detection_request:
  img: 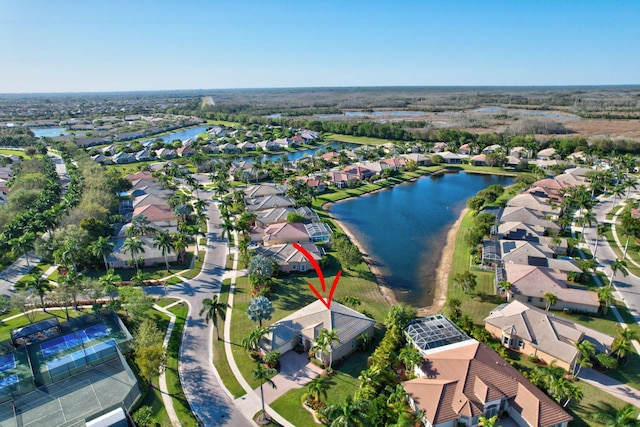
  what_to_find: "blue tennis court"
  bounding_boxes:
[46,339,117,373]
[40,323,111,358]
[0,354,15,373]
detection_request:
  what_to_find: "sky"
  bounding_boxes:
[1,0,639,93]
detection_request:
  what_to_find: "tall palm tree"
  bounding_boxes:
[303,376,329,404]
[252,363,277,423]
[242,326,269,352]
[592,404,639,427]
[543,292,557,311]
[172,232,188,263]
[593,223,607,258]
[316,328,341,369]
[398,345,422,374]
[89,236,114,271]
[610,258,629,285]
[10,232,36,267]
[99,269,122,302]
[579,209,596,238]
[574,339,595,377]
[16,274,53,312]
[598,284,615,315]
[220,220,235,254]
[153,230,174,271]
[200,295,227,340]
[123,237,144,271]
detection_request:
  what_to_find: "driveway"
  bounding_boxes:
[578,368,640,408]
[258,350,323,405]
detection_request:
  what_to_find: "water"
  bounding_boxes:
[328,171,513,307]
[152,125,211,143]
[238,142,358,163]
[31,127,69,138]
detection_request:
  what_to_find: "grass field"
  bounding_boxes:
[323,133,397,145]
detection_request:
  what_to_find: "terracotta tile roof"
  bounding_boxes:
[125,171,153,181]
[404,341,572,427]
[132,204,176,222]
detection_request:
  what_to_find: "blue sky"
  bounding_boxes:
[1,0,639,93]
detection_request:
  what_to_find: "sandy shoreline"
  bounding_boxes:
[323,194,467,315]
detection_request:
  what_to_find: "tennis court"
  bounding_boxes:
[40,323,111,358]
[0,354,15,373]
[45,339,116,374]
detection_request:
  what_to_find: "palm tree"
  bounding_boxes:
[199,295,227,340]
[594,223,607,258]
[592,404,639,427]
[322,395,370,427]
[219,220,234,254]
[315,328,341,369]
[612,327,638,361]
[10,232,36,267]
[610,258,629,285]
[574,339,595,377]
[398,345,422,375]
[59,268,83,310]
[252,363,277,423]
[579,209,596,238]
[123,237,144,271]
[16,274,53,312]
[89,236,114,271]
[303,376,329,405]
[242,326,269,352]
[598,284,615,315]
[153,230,174,271]
[99,269,121,302]
[543,292,557,311]
[128,214,156,237]
[172,232,188,262]
[611,184,626,207]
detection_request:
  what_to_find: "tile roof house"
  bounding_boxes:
[536,148,557,161]
[495,222,566,255]
[246,195,296,212]
[243,184,288,199]
[255,207,298,226]
[132,204,178,229]
[440,151,462,164]
[458,143,471,156]
[433,142,448,153]
[254,242,324,273]
[403,339,572,427]
[485,300,614,373]
[260,222,311,246]
[107,236,178,269]
[261,300,375,365]
[510,146,529,159]
[401,153,431,166]
[498,240,581,274]
[502,264,600,313]
[470,154,487,166]
[506,194,561,218]
[498,207,561,234]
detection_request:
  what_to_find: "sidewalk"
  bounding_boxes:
[154,302,182,427]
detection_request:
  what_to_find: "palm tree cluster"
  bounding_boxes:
[526,361,583,408]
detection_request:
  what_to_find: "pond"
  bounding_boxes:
[328,171,514,307]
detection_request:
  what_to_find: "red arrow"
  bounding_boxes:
[293,242,342,310]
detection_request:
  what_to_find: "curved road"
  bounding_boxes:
[147,186,253,426]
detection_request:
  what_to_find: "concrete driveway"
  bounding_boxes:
[257,350,323,405]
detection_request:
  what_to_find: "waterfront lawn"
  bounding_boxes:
[230,254,389,390]
[323,133,397,145]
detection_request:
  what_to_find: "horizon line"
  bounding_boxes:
[2,83,640,96]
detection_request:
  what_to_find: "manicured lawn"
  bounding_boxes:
[606,221,640,276]
[323,133,397,145]
[166,302,199,426]
[212,280,246,398]
[155,297,179,307]
[0,149,32,159]
[0,309,90,341]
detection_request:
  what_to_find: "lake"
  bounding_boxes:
[328,171,513,307]
[31,127,70,138]
[239,141,358,163]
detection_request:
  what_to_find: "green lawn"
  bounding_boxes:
[212,280,246,398]
[0,309,90,341]
[165,302,199,426]
[0,149,32,159]
[323,133,397,146]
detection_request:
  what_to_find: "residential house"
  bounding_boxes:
[498,240,581,274]
[510,146,529,159]
[176,146,196,157]
[501,263,600,313]
[470,154,487,166]
[246,195,295,212]
[495,221,566,254]
[255,207,298,226]
[458,143,471,156]
[126,171,154,181]
[155,147,177,159]
[237,141,256,152]
[498,206,561,234]
[440,152,462,164]
[322,152,340,165]
[91,154,112,165]
[244,184,288,199]
[112,152,136,164]
[327,171,357,188]
[135,149,153,162]
[524,186,564,204]
[255,242,324,273]
[381,157,407,171]
[132,204,178,230]
[107,236,178,269]
[433,142,448,153]
[485,300,614,373]
[556,167,592,187]
[260,222,311,246]
[506,193,561,219]
[300,129,320,141]
[261,300,375,365]
[218,143,238,154]
[342,165,375,181]
[401,153,431,166]
[536,148,557,161]
[481,144,503,154]
[273,138,294,149]
[403,338,572,427]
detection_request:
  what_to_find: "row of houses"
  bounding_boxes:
[0,155,21,206]
[482,167,601,314]
[107,171,179,268]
